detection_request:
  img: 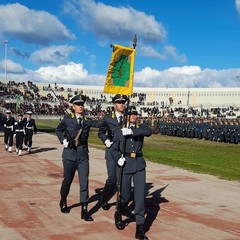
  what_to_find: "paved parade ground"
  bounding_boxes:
[1,132,240,240]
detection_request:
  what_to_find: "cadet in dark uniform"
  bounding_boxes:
[23,111,37,152]
[3,110,15,152]
[112,106,151,240]
[98,94,128,210]
[55,94,93,222]
[14,113,25,156]
[0,112,4,131]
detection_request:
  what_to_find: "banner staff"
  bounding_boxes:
[113,34,137,230]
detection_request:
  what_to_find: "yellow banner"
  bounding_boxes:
[104,44,135,96]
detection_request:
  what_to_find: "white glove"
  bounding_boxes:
[13,134,16,138]
[104,139,113,148]
[62,139,69,148]
[118,157,126,166]
[121,128,133,136]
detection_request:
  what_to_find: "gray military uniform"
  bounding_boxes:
[112,124,151,225]
[98,112,123,202]
[55,113,91,203]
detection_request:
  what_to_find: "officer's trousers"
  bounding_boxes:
[121,169,146,225]
[16,133,24,150]
[4,130,14,146]
[60,158,89,203]
[102,150,118,201]
[24,131,33,147]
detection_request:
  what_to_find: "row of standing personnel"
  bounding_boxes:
[55,93,151,240]
[3,110,37,155]
[158,118,240,144]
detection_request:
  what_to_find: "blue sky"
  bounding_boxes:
[1,0,240,88]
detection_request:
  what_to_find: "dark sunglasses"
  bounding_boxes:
[74,102,84,106]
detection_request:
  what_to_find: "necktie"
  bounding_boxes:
[119,116,123,126]
[78,117,82,128]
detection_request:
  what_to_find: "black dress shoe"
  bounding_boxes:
[81,204,93,222]
[120,202,135,221]
[135,224,148,240]
[102,201,110,211]
[59,198,69,213]
[121,207,135,220]
[114,211,125,230]
[101,197,110,211]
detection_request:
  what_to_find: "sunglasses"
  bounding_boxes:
[74,102,84,106]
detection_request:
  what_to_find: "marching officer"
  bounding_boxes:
[55,94,93,221]
[3,110,15,152]
[23,111,37,152]
[112,106,151,240]
[14,113,25,156]
[98,94,128,210]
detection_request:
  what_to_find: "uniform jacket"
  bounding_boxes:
[111,124,151,174]
[98,111,123,143]
[55,113,92,162]
[14,120,25,134]
[98,112,123,161]
[23,118,37,133]
[3,116,15,132]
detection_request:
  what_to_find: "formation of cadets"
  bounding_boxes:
[1,93,239,240]
[158,117,240,144]
[3,110,37,155]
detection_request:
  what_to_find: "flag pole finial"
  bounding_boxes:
[133,33,137,49]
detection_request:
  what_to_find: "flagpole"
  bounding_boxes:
[4,40,8,82]
[114,34,137,230]
[16,95,19,113]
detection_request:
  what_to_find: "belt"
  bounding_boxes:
[125,152,142,158]
[15,129,24,132]
[26,127,33,129]
[76,141,88,146]
[6,126,13,128]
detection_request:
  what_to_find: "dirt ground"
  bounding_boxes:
[1,131,240,240]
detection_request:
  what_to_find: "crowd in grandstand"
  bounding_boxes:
[0,80,239,144]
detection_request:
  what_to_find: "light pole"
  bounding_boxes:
[4,40,8,82]
[236,76,240,87]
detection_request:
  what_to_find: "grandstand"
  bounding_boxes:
[36,82,240,108]
[1,80,240,119]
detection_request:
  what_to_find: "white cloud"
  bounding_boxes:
[35,62,105,85]
[0,3,75,45]
[138,43,187,63]
[63,0,167,43]
[2,59,240,88]
[139,44,166,59]
[30,45,76,65]
[235,0,240,13]
[0,59,25,74]
[63,0,186,64]
[168,66,201,75]
[164,45,187,63]
[36,62,88,81]
[134,66,240,88]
